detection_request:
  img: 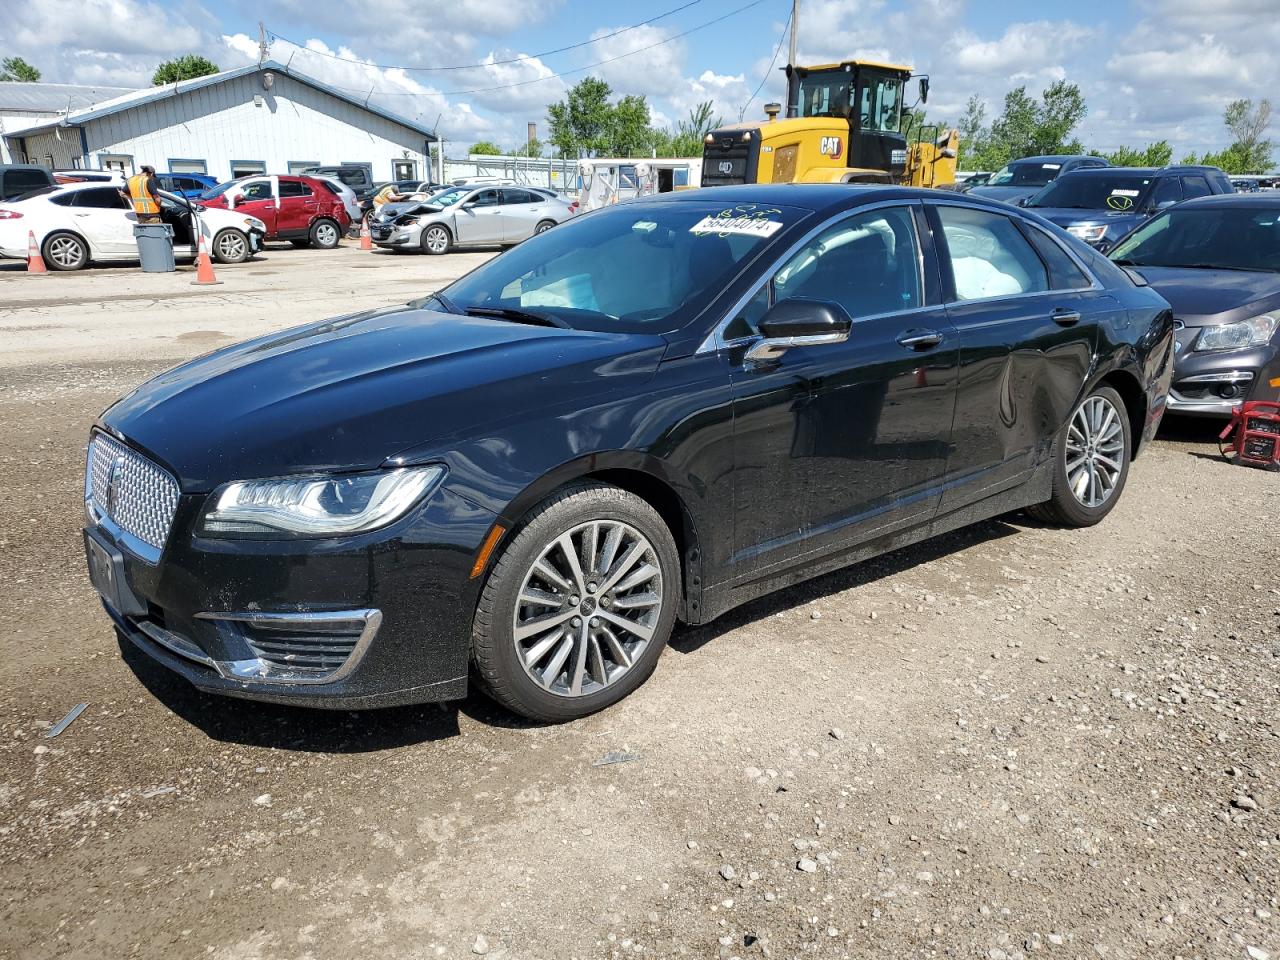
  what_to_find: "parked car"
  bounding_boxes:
[51,169,123,185]
[0,182,265,270]
[371,185,575,254]
[0,163,55,201]
[301,165,373,196]
[1024,165,1234,251]
[968,155,1109,205]
[199,175,350,248]
[307,175,362,228]
[84,185,1173,720]
[1109,193,1280,416]
[155,172,218,199]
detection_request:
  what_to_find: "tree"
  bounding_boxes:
[547,77,615,157]
[1034,80,1088,155]
[609,94,653,156]
[512,138,543,158]
[152,54,219,85]
[955,81,1088,171]
[469,141,502,156]
[955,95,989,168]
[1097,141,1173,167]
[1222,98,1272,173]
[666,101,721,157]
[1,56,40,82]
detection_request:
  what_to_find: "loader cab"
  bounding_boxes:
[788,61,914,179]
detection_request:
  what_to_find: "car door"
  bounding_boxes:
[454,189,504,244]
[275,179,318,238]
[70,186,136,258]
[498,188,539,241]
[231,178,278,234]
[928,201,1109,511]
[724,203,959,578]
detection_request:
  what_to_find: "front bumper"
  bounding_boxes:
[371,223,418,247]
[86,452,499,708]
[1168,336,1278,417]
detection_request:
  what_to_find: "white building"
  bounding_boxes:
[2,60,436,184]
[0,81,140,163]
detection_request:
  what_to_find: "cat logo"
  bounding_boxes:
[718,160,734,175]
[819,136,843,159]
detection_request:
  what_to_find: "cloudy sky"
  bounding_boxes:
[5,0,1277,157]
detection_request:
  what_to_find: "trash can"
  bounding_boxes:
[133,223,176,273]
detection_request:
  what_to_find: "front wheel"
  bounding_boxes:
[211,229,250,264]
[421,224,452,255]
[1027,385,1131,527]
[309,219,341,249]
[471,483,680,722]
[43,232,89,271]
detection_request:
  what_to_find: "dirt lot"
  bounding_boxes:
[1,243,1277,960]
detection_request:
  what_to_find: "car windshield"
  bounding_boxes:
[989,161,1066,188]
[1110,206,1280,272]
[425,188,469,207]
[440,200,810,333]
[1028,175,1151,210]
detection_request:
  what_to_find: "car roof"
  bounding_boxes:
[1056,167,1158,178]
[642,183,1022,214]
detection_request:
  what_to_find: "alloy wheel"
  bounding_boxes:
[1065,395,1124,508]
[215,231,246,261]
[425,227,449,253]
[314,222,338,247]
[47,235,85,269]
[535,221,554,234]
[511,520,663,698]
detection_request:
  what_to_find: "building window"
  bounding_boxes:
[288,160,320,175]
[169,158,208,175]
[98,154,134,175]
[393,160,417,181]
[231,160,266,178]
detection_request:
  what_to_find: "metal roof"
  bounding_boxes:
[0,82,140,114]
[8,61,437,140]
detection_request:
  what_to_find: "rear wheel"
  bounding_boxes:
[211,229,250,264]
[534,219,556,235]
[43,232,89,271]
[309,219,341,249]
[472,482,680,722]
[1027,385,1131,527]
[421,224,452,255]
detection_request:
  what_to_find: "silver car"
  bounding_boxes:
[370,185,576,255]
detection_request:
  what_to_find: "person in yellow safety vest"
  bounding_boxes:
[124,166,162,223]
[371,183,408,211]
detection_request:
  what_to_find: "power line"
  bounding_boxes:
[267,0,707,73]
[269,0,772,100]
[740,5,791,119]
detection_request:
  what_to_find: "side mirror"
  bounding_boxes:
[746,298,853,362]
[919,77,930,104]
[461,201,476,211]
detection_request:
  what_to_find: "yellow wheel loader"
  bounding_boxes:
[701,60,958,189]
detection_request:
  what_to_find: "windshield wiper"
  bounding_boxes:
[464,306,571,329]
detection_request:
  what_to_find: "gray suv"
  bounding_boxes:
[968,155,1108,205]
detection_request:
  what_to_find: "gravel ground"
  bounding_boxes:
[0,244,1276,960]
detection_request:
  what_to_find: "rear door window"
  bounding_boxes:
[279,180,313,198]
[1181,175,1212,199]
[1023,225,1093,290]
[935,205,1050,300]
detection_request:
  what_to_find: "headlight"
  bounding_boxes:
[1195,314,1278,351]
[1066,224,1107,243]
[243,218,265,230]
[198,466,445,538]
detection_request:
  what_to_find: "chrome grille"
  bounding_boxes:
[86,432,180,556]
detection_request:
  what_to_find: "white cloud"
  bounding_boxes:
[585,24,686,97]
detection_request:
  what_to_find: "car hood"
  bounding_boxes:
[966,185,1042,204]
[1128,266,1280,326]
[1029,207,1144,234]
[102,306,667,491]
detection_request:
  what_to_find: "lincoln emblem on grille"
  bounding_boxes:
[106,455,124,516]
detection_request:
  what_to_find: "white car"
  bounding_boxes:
[0,181,266,271]
[309,175,362,227]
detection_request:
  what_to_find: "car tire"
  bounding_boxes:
[43,231,89,271]
[421,224,452,255]
[210,229,250,264]
[534,220,556,235]
[308,219,341,249]
[471,482,680,723]
[1027,384,1131,528]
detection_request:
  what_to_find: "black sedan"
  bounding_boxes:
[1109,194,1280,415]
[84,186,1174,721]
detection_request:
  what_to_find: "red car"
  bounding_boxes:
[198,175,350,248]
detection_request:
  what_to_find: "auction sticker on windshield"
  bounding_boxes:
[691,207,784,239]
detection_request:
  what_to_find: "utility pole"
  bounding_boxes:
[257,22,269,66]
[785,0,799,117]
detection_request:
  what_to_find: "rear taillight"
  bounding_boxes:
[0,209,23,219]
[568,201,579,213]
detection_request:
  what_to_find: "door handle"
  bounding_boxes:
[896,329,944,350]
[1052,309,1082,326]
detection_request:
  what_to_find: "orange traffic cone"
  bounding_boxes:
[191,233,221,286]
[26,230,48,275]
[359,216,373,251]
